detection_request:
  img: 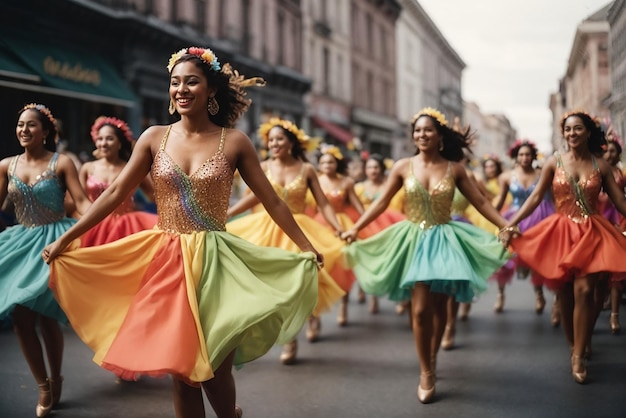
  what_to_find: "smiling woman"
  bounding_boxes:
[341,107,510,404]
[41,47,320,418]
[0,103,91,417]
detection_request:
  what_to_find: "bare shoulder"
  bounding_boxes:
[450,161,470,180]
[0,156,13,174]
[596,156,613,175]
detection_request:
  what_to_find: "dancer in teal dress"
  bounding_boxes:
[0,104,91,417]
[342,108,510,404]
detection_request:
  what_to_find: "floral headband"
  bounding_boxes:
[22,103,56,128]
[507,139,537,158]
[320,144,344,161]
[411,107,448,127]
[90,116,134,144]
[258,117,319,153]
[167,46,221,73]
[482,153,501,163]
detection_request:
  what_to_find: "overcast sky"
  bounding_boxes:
[417,0,613,152]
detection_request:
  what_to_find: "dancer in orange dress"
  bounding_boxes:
[313,145,363,326]
[43,47,321,418]
[226,118,347,365]
[501,111,626,384]
[79,116,157,247]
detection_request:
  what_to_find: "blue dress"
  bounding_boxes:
[344,159,510,303]
[0,153,75,322]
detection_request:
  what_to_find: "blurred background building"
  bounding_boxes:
[1,0,623,163]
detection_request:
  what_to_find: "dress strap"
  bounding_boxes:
[8,155,19,176]
[591,155,598,170]
[48,153,59,171]
[218,128,226,152]
[556,153,563,168]
[160,125,173,151]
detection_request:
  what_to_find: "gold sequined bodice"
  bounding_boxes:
[404,158,453,229]
[267,164,307,214]
[153,126,232,233]
[552,154,601,223]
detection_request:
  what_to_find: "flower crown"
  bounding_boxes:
[320,144,344,161]
[561,109,593,124]
[258,117,319,153]
[411,107,448,127]
[22,103,56,128]
[482,153,500,163]
[167,46,221,73]
[507,139,537,158]
[90,116,134,144]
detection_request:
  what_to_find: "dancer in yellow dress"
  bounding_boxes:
[43,47,321,418]
[227,118,347,365]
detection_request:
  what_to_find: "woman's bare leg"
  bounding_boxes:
[202,350,238,418]
[172,379,204,418]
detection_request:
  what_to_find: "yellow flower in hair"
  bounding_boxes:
[322,145,344,161]
[258,117,319,152]
[411,107,448,127]
[383,158,394,170]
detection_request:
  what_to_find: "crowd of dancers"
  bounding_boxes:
[1,45,625,418]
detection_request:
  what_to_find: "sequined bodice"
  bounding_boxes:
[7,153,65,227]
[153,126,232,233]
[509,174,538,209]
[323,184,348,213]
[552,155,601,223]
[451,188,469,216]
[267,164,307,214]
[404,159,453,228]
[86,175,135,215]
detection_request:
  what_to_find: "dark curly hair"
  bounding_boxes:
[410,113,473,162]
[18,105,57,152]
[170,55,262,128]
[508,140,538,161]
[560,111,607,156]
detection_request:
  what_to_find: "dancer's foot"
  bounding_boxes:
[494,293,504,313]
[36,380,52,417]
[417,371,436,404]
[280,340,298,365]
[306,316,321,342]
[610,313,621,335]
[535,290,546,314]
[441,325,455,350]
[368,296,379,314]
[571,355,587,384]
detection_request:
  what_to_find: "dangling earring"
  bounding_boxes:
[43,138,47,145]
[439,140,444,151]
[168,99,176,115]
[208,97,219,116]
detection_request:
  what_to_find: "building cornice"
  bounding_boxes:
[400,0,465,69]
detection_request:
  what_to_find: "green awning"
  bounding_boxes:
[0,33,137,107]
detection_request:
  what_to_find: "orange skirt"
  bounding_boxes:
[511,213,626,283]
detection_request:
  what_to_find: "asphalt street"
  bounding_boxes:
[1,278,625,418]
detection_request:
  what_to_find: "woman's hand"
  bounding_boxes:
[340,229,358,244]
[315,252,325,269]
[497,225,521,247]
[41,240,67,264]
